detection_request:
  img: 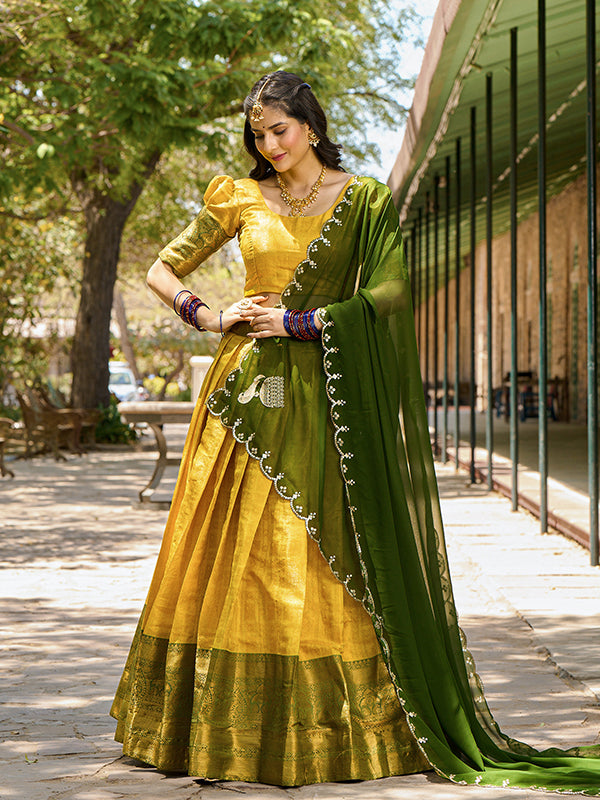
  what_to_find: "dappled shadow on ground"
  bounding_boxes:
[3,429,599,799]
[1,432,598,743]
[0,444,177,566]
[2,601,140,715]
[3,595,598,754]
[458,613,600,750]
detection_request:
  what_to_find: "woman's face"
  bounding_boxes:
[249,104,312,173]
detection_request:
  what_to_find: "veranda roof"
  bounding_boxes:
[388,0,598,245]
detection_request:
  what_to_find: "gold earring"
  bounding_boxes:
[308,129,320,147]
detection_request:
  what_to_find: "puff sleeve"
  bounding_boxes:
[158,176,241,278]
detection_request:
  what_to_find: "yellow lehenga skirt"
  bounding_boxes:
[111,334,429,785]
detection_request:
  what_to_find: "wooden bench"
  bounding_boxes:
[32,383,102,447]
[0,417,16,478]
[16,389,82,460]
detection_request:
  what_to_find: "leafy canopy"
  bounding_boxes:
[0,0,417,405]
[1,0,416,210]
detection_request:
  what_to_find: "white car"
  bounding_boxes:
[108,362,148,402]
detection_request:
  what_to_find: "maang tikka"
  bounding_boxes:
[249,78,271,122]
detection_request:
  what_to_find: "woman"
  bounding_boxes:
[111,72,600,793]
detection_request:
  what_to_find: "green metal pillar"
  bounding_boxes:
[486,73,494,491]
[425,192,431,414]
[510,27,519,511]
[418,207,423,357]
[586,0,598,565]
[434,175,440,456]
[538,0,548,534]
[442,155,451,464]
[454,137,462,471]
[469,106,477,484]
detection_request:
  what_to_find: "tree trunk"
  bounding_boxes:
[71,195,131,408]
[113,287,141,382]
[70,153,160,409]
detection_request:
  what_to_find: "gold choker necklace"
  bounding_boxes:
[276,165,327,217]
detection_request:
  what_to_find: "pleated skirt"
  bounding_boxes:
[111,334,429,785]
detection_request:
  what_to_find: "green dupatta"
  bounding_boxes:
[208,176,600,794]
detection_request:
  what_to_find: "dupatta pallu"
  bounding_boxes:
[207,176,600,794]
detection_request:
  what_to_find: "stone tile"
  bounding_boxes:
[56,793,120,800]
[1,432,599,799]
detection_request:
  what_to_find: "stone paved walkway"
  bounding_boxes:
[1,427,599,799]
[429,408,595,547]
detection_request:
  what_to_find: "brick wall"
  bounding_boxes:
[416,170,597,422]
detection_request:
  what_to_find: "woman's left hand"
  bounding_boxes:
[243,304,288,339]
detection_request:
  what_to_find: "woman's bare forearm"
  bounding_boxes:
[146,259,186,310]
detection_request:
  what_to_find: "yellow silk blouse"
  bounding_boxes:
[158,175,350,296]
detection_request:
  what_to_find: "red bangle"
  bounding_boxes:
[178,294,209,332]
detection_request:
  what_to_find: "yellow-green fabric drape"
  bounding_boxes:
[110,176,430,785]
[202,176,600,793]
[114,174,600,793]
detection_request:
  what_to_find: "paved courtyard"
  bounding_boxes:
[1,427,599,799]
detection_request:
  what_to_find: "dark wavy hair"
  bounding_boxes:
[242,71,344,180]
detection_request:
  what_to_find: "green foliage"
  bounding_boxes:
[0,214,80,398]
[0,0,418,407]
[94,397,137,444]
[117,236,245,385]
[0,405,20,422]
[143,376,191,401]
[1,0,416,209]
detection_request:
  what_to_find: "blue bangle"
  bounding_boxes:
[283,308,321,340]
[173,289,192,314]
[220,310,224,337]
[179,293,209,331]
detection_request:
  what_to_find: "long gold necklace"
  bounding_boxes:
[276,165,327,217]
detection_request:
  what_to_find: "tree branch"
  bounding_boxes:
[1,118,35,144]
[157,349,184,401]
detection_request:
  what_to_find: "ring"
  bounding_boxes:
[239,298,252,310]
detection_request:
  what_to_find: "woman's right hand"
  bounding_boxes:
[198,296,269,334]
